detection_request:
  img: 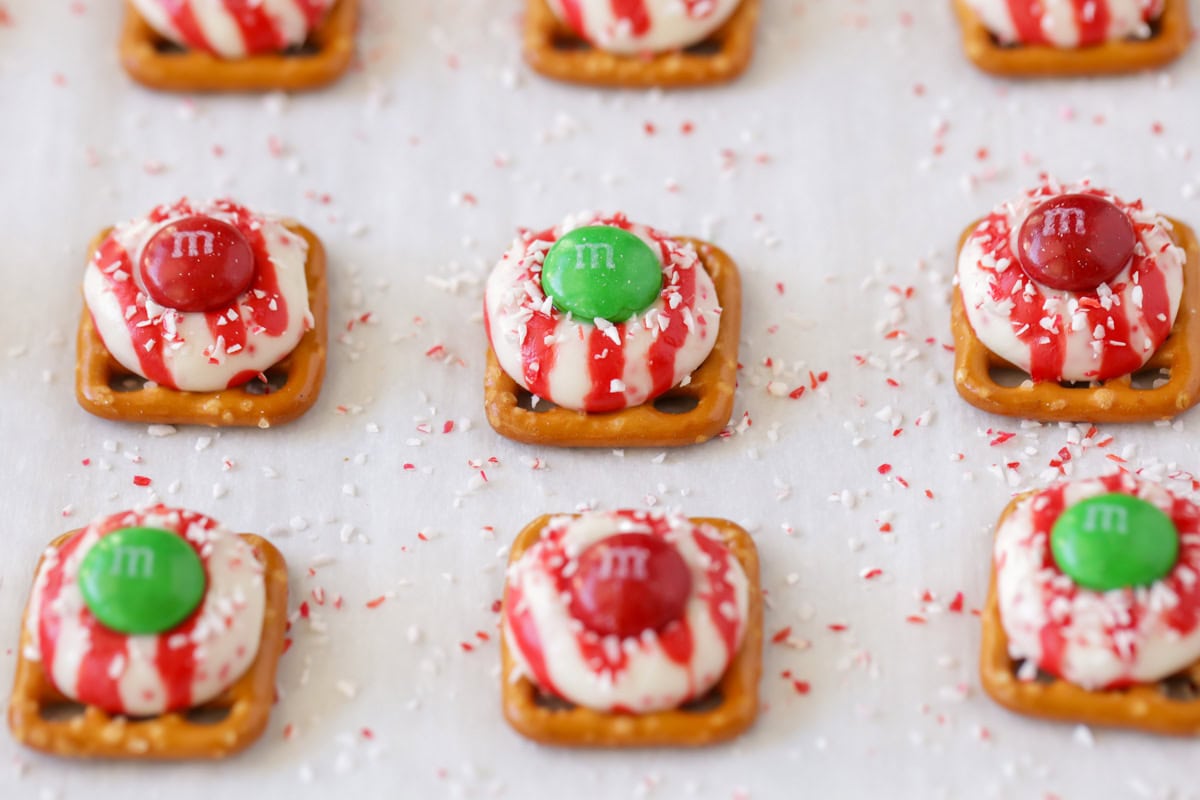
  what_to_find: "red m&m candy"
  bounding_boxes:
[139,216,255,312]
[568,533,692,639]
[1017,194,1136,292]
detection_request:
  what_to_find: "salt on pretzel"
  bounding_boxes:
[485,238,740,448]
[980,494,1200,735]
[522,0,759,88]
[8,532,289,759]
[952,0,1191,77]
[952,217,1200,423]
[500,514,762,747]
[119,0,358,93]
[76,222,329,429]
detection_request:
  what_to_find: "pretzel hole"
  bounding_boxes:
[986,365,1031,388]
[1012,660,1057,684]
[653,393,700,415]
[38,700,88,722]
[241,369,289,396]
[184,705,233,725]
[549,33,592,52]
[515,389,557,413]
[108,373,148,393]
[683,39,723,57]
[1159,673,1200,701]
[151,38,186,56]
[679,688,723,713]
[532,691,574,711]
[283,41,322,57]
[1130,367,1170,390]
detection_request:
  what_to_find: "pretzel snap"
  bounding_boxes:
[500,514,762,747]
[8,532,289,759]
[981,494,1200,736]
[119,0,358,93]
[952,217,1200,422]
[76,222,328,429]
[523,0,759,88]
[952,0,1191,77]
[485,237,740,448]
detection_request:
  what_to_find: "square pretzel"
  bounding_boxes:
[119,0,358,93]
[8,531,290,759]
[952,0,1191,77]
[485,238,741,448]
[500,514,762,747]
[76,222,329,429]
[980,495,1200,735]
[952,217,1200,423]
[522,0,759,88]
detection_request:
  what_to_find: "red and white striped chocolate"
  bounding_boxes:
[84,198,313,393]
[966,0,1164,47]
[503,510,749,713]
[546,0,742,54]
[484,213,722,413]
[996,475,1200,690]
[957,179,1184,383]
[130,0,336,59]
[24,506,266,717]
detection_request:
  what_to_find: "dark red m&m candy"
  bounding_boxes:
[139,216,255,312]
[1017,194,1136,292]
[567,533,692,639]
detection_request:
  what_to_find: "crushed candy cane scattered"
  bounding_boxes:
[4,2,1199,798]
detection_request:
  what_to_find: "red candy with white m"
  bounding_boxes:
[1017,194,1137,292]
[567,533,692,638]
[139,216,256,312]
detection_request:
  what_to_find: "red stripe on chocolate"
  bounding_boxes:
[610,0,652,36]
[646,255,699,396]
[154,0,216,53]
[95,236,177,389]
[692,526,742,660]
[556,0,588,38]
[220,0,287,54]
[212,199,290,338]
[292,0,329,28]
[1005,0,1050,44]
[583,325,627,413]
[977,214,1068,382]
[35,532,89,698]
[504,583,561,696]
[1071,0,1111,46]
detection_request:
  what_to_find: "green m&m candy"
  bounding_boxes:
[1050,493,1179,592]
[541,226,663,323]
[77,527,207,635]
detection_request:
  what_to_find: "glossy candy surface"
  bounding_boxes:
[140,216,256,312]
[1017,194,1137,292]
[77,526,208,635]
[567,533,692,639]
[1050,493,1179,592]
[541,226,664,322]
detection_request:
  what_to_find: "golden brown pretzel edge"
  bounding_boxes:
[522,0,760,88]
[951,216,1200,423]
[119,0,358,93]
[9,529,290,759]
[500,513,762,747]
[484,237,741,448]
[952,0,1191,78]
[75,221,328,428]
